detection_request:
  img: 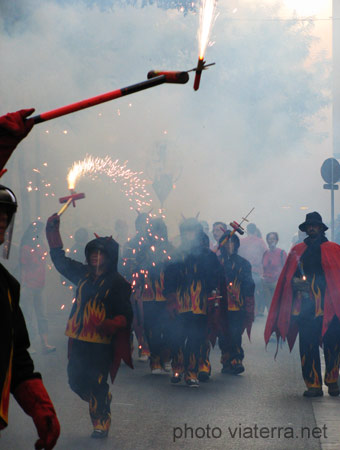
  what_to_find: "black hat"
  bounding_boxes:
[298,211,328,232]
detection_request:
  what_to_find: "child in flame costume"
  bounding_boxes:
[265,212,340,397]
[218,231,255,375]
[134,218,174,373]
[46,213,133,438]
[164,218,220,387]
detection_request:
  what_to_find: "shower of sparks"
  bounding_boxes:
[198,0,217,59]
[26,163,56,198]
[67,155,152,210]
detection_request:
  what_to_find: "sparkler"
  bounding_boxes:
[66,155,152,211]
[193,0,217,91]
[30,71,189,124]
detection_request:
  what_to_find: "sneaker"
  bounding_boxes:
[138,354,149,362]
[328,383,340,397]
[91,429,108,439]
[221,362,244,375]
[303,388,323,398]
[231,363,245,375]
[198,371,210,382]
[170,373,182,384]
[151,368,162,375]
[185,378,199,388]
[28,347,37,355]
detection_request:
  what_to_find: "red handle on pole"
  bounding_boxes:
[31,71,189,124]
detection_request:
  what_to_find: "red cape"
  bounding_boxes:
[110,328,133,383]
[264,241,340,351]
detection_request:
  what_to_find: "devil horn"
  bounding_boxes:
[94,233,100,238]
[195,212,200,219]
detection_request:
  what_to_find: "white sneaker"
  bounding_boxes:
[151,368,162,375]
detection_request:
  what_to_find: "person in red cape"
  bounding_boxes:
[265,212,340,397]
[46,214,133,438]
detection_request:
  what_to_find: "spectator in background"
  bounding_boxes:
[262,232,287,313]
[239,223,267,316]
[20,221,56,354]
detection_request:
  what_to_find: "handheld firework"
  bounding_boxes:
[30,71,189,125]
[192,0,217,91]
[57,191,85,216]
[218,207,255,250]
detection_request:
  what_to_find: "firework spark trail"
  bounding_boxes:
[198,0,217,59]
[67,155,152,210]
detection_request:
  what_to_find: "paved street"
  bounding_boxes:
[2,313,340,450]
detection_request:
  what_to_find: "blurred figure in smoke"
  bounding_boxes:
[121,212,150,361]
[164,218,220,387]
[265,212,340,398]
[239,223,267,316]
[19,221,56,354]
[134,218,174,373]
[200,220,213,247]
[0,110,60,450]
[46,214,133,438]
[212,221,227,253]
[218,231,255,375]
[262,232,287,314]
[290,229,307,249]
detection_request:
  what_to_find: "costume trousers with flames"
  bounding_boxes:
[297,315,340,389]
[67,339,112,432]
[170,312,209,380]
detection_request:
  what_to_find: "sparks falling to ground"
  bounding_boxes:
[67,155,152,210]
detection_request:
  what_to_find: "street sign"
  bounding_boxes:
[321,158,340,184]
[324,184,339,190]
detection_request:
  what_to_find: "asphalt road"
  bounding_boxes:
[2,313,326,450]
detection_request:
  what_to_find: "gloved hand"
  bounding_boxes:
[97,315,127,336]
[13,378,60,450]
[45,214,63,249]
[0,109,35,171]
[165,293,179,319]
[244,296,255,339]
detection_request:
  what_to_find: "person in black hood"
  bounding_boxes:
[46,213,133,439]
[218,230,255,375]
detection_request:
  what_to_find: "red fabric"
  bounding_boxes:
[262,248,287,283]
[244,296,255,340]
[13,378,60,450]
[45,214,63,249]
[0,109,35,171]
[20,244,47,288]
[109,328,133,383]
[264,241,340,350]
[97,315,127,336]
